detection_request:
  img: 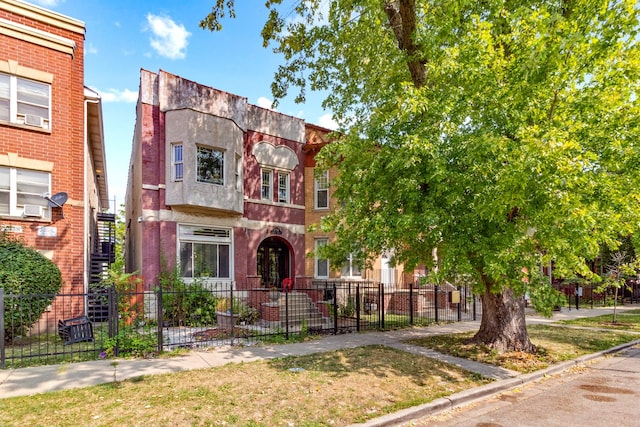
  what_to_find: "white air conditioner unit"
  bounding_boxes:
[24,114,44,127]
[16,114,44,128]
[23,204,43,217]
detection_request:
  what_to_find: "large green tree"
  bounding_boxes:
[203,1,640,352]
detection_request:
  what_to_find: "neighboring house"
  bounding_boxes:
[303,125,411,287]
[125,70,306,291]
[0,0,113,321]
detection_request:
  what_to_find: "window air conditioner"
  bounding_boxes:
[17,114,44,128]
[23,204,43,217]
[24,114,44,127]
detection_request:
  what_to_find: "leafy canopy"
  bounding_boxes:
[204,1,640,309]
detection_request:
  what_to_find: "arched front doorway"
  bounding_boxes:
[257,237,291,289]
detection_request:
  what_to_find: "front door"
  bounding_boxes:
[257,237,290,289]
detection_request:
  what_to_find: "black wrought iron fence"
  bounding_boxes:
[1,282,482,368]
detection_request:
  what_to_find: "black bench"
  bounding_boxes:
[58,316,94,345]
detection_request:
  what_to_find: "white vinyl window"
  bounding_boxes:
[314,170,329,209]
[235,154,242,192]
[0,166,50,219]
[172,144,183,181]
[0,72,50,129]
[341,253,362,278]
[278,172,290,204]
[178,225,232,279]
[261,169,273,201]
[197,146,224,185]
[315,238,329,278]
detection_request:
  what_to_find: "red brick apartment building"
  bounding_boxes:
[0,0,112,320]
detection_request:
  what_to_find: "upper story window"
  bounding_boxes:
[235,154,242,192]
[0,166,50,219]
[197,146,224,185]
[0,72,51,130]
[261,169,273,201]
[314,170,329,209]
[278,172,290,204]
[172,144,183,181]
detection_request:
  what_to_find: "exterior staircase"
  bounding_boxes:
[87,212,116,322]
[275,291,328,330]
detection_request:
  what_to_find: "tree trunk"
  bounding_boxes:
[471,287,536,353]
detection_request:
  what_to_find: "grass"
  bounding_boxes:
[407,324,640,373]
[557,309,640,332]
[3,312,640,425]
[0,345,491,427]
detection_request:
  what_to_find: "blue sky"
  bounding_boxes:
[31,0,336,210]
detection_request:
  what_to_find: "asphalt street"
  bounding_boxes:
[403,344,640,427]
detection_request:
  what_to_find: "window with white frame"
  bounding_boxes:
[341,253,362,278]
[178,225,232,279]
[0,166,50,218]
[172,144,183,181]
[235,154,242,192]
[197,146,224,185]
[315,238,329,278]
[0,72,51,129]
[314,170,329,209]
[261,169,273,201]
[278,172,290,203]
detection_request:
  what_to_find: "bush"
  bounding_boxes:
[0,233,63,340]
[158,266,218,326]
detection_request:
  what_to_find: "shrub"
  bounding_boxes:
[0,233,63,340]
[158,266,218,326]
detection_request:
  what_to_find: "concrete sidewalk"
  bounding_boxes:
[1,304,639,413]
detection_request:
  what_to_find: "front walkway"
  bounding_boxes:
[1,304,638,400]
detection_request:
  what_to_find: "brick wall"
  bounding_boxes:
[0,6,86,300]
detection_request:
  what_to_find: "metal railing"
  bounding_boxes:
[1,282,482,368]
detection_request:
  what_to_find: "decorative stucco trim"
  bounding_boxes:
[0,59,53,83]
[245,198,305,210]
[0,152,53,171]
[0,0,85,35]
[252,141,299,171]
[0,17,77,57]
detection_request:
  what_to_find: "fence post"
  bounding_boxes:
[380,283,385,330]
[333,283,338,335]
[409,283,414,325]
[473,293,477,321]
[356,284,361,332]
[457,285,462,321]
[108,286,118,356]
[156,286,163,353]
[434,285,439,323]
[0,288,5,369]
[230,287,235,341]
[285,289,289,340]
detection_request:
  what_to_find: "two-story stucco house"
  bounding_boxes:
[126,69,308,292]
[0,0,112,321]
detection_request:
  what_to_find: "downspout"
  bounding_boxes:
[83,98,90,299]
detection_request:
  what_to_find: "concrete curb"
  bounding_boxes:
[351,338,640,427]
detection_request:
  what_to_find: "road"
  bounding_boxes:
[403,344,640,427]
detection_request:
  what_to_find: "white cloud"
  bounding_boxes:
[317,113,338,130]
[85,43,98,55]
[145,14,191,60]
[256,96,276,110]
[97,88,138,103]
[30,0,64,6]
